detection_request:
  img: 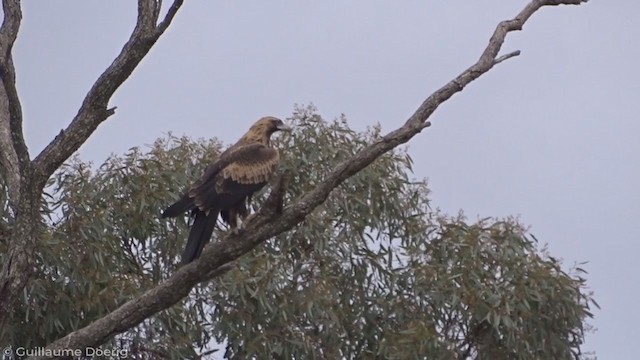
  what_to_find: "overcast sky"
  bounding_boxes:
[13,1,637,358]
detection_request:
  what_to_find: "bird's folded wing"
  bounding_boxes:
[189,143,279,197]
[221,147,279,185]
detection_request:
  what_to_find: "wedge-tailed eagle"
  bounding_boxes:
[162,116,291,264]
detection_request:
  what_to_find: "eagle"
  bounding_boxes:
[162,116,291,264]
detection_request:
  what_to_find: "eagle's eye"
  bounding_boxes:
[273,119,292,132]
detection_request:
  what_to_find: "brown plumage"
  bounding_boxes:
[162,116,291,264]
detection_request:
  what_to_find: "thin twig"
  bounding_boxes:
[494,50,521,65]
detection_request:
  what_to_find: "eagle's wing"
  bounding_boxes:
[161,143,277,217]
[187,144,258,196]
[188,143,279,212]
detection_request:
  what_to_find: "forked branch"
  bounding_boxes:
[31,0,184,189]
[0,0,186,342]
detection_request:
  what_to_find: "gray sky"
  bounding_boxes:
[14,1,637,358]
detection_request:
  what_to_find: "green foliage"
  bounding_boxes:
[1,105,596,359]
[3,136,222,357]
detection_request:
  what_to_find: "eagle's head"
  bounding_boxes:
[253,116,292,134]
[242,116,292,144]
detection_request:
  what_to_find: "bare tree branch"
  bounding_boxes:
[0,0,185,337]
[156,0,184,35]
[31,0,184,189]
[138,0,160,32]
[0,0,26,208]
[0,0,38,336]
[34,0,588,357]
[0,85,20,209]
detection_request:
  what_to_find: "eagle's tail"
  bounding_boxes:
[181,209,219,264]
[161,194,195,218]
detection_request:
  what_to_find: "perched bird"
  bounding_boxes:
[162,116,291,264]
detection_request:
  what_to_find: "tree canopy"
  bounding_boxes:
[2,106,596,359]
[0,1,596,359]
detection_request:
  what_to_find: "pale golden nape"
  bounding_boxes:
[238,116,283,145]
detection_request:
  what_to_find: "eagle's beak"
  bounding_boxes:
[276,123,293,132]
